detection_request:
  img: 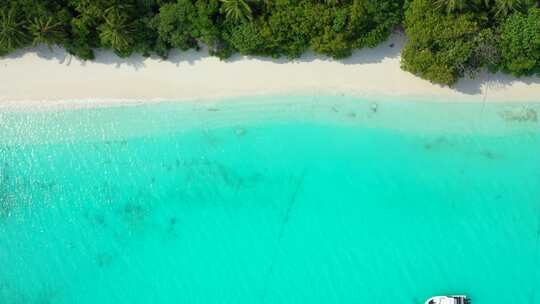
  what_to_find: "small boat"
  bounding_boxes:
[424,295,470,304]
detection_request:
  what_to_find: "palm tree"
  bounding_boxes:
[27,16,65,49]
[434,0,467,13]
[494,0,522,16]
[0,9,28,53]
[220,0,253,23]
[98,9,135,52]
[475,0,493,6]
[472,0,493,10]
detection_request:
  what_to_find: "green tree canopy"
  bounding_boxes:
[498,8,540,76]
[401,0,481,85]
[0,8,29,55]
[98,8,136,55]
[27,16,66,48]
[220,0,252,24]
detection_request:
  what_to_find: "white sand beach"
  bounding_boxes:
[1,33,539,111]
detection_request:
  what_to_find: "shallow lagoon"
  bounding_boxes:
[1,95,539,303]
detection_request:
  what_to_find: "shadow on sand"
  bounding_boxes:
[4,31,404,70]
[5,31,540,97]
[453,71,540,96]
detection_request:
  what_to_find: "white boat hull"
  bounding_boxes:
[424,295,469,304]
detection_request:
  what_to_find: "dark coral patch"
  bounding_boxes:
[96,253,114,268]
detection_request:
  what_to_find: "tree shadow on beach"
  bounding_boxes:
[453,71,540,96]
[5,44,72,64]
[2,31,539,96]
[224,31,404,65]
[2,32,404,70]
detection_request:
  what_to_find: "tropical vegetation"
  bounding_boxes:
[0,0,539,85]
[401,0,540,85]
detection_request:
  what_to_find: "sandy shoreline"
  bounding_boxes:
[1,33,539,111]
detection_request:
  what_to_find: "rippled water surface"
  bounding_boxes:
[0,96,539,303]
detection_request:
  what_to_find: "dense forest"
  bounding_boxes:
[0,0,539,85]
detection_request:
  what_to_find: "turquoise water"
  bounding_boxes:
[0,96,539,303]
